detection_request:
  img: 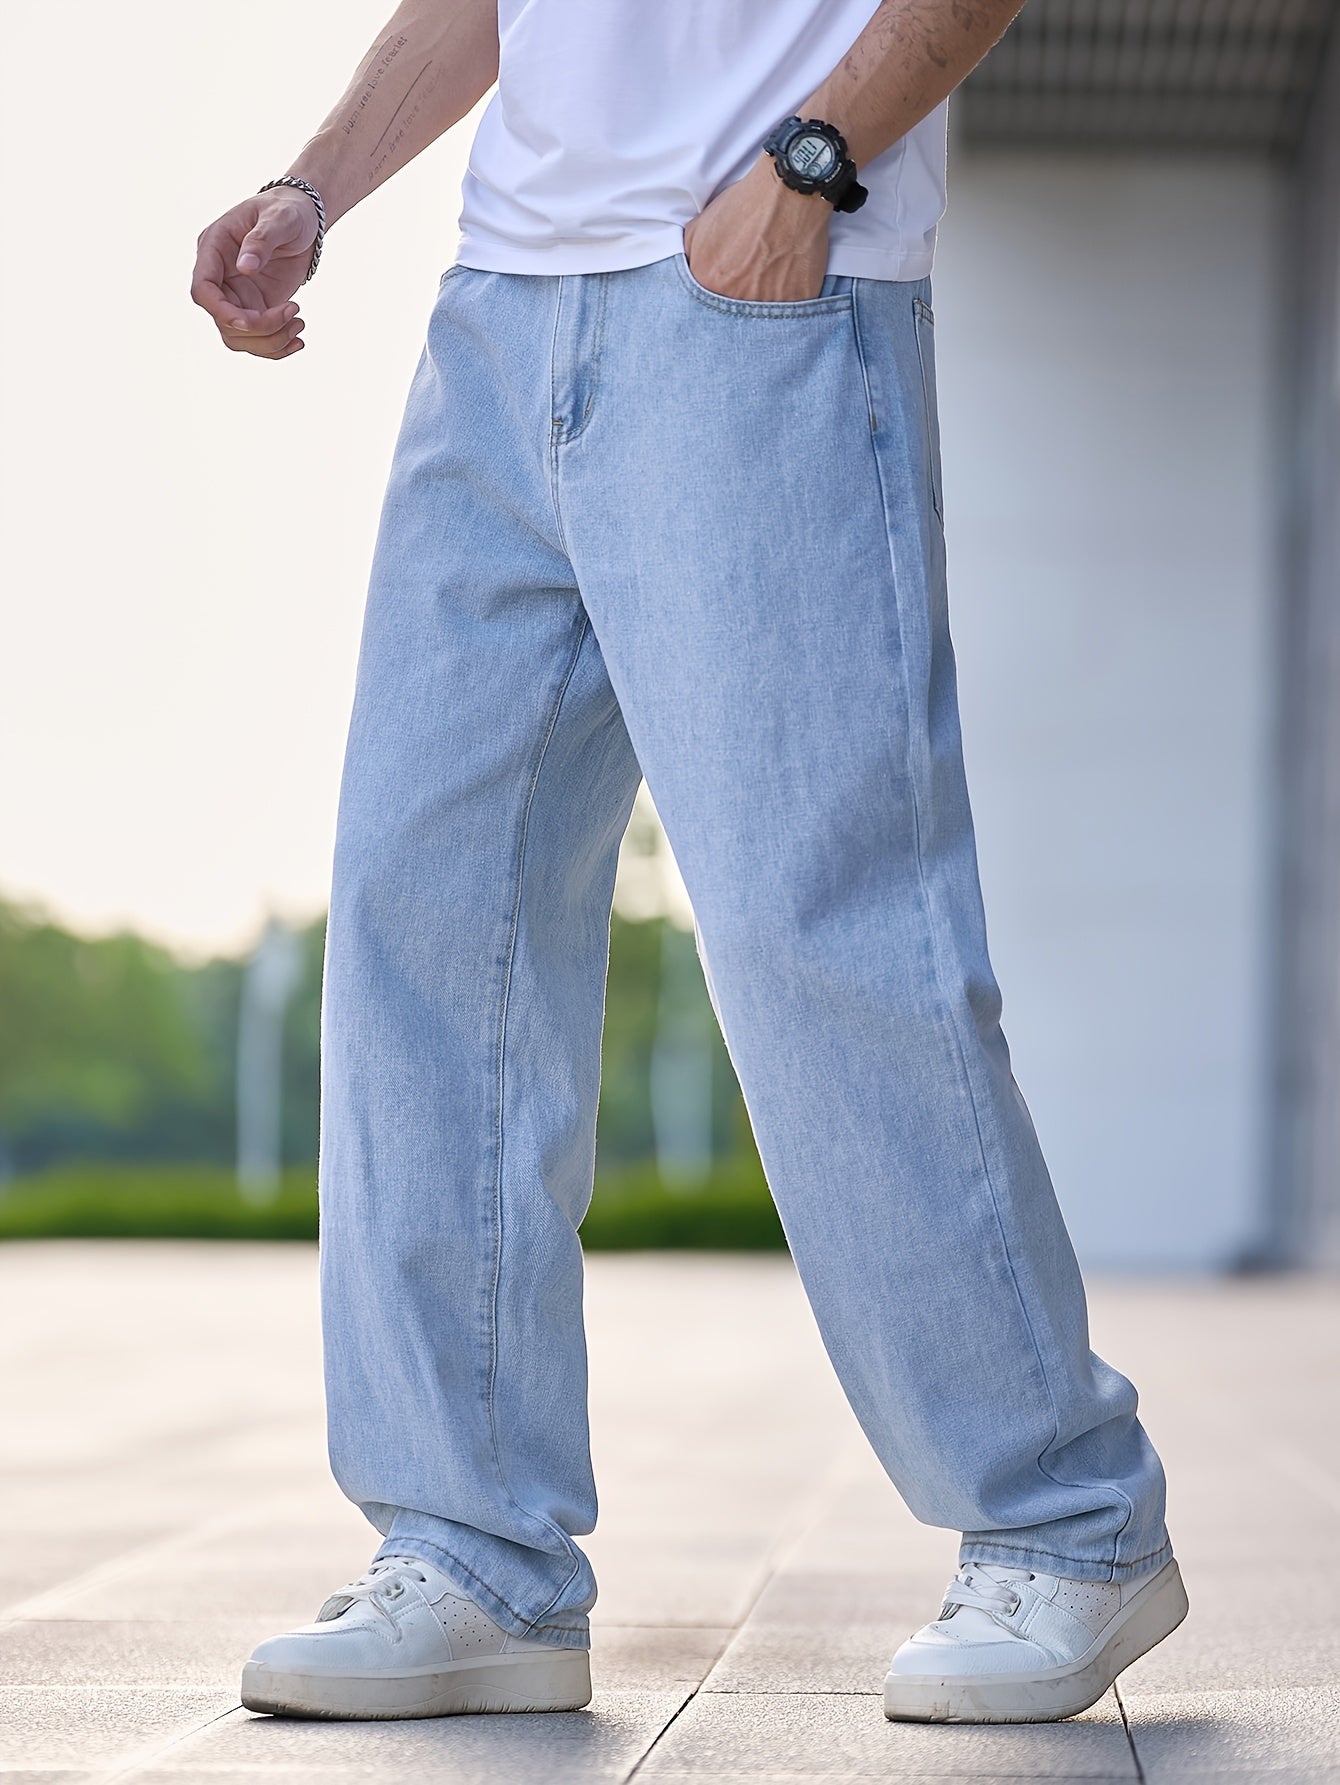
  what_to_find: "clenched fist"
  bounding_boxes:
[191,189,319,360]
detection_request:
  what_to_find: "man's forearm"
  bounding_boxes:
[684,0,1022,303]
[284,0,498,228]
[803,0,1023,167]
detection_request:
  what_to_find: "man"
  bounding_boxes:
[192,0,1186,1727]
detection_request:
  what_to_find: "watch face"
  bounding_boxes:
[789,131,840,184]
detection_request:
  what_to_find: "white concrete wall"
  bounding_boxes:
[931,152,1284,1270]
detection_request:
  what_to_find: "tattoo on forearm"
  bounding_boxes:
[342,33,410,137]
[368,59,445,184]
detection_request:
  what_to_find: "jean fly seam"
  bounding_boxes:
[558,272,609,445]
[852,279,1133,1574]
[547,280,574,559]
[484,611,592,1627]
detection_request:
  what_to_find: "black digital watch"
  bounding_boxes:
[762,115,868,214]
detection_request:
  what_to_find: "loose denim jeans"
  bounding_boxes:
[319,246,1171,1650]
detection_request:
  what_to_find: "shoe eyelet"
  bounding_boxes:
[384,1581,404,1600]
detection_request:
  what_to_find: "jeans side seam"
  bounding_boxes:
[852,280,1135,1573]
[547,281,574,558]
[849,283,879,434]
[484,612,592,1627]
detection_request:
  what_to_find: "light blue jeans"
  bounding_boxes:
[319,248,1172,1650]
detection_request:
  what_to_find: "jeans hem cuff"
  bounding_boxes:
[957,1535,1173,1584]
[372,1535,592,1650]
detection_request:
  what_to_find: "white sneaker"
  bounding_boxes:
[241,1554,592,1719]
[884,1556,1187,1723]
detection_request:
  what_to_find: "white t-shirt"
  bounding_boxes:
[455,0,949,281]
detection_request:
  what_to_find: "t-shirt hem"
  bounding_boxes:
[827,242,935,282]
[454,227,687,275]
[454,228,936,284]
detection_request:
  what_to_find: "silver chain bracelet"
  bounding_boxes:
[257,176,327,284]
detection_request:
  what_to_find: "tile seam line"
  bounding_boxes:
[93,1699,244,1785]
[0,1496,297,1630]
[1114,1678,1147,1784]
[621,1440,866,1781]
[689,1435,871,1693]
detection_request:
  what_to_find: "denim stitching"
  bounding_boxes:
[483,613,592,1628]
[849,279,878,435]
[547,281,574,558]
[960,1536,1172,1579]
[912,298,944,524]
[560,273,608,444]
[851,280,1136,1572]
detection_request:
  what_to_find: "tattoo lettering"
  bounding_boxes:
[368,59,445,184]
[342,34,410,137]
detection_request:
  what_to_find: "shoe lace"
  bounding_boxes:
[316,1554,430,1625]
[940,1562,1034,1622]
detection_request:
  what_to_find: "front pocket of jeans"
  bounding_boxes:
[674,252,853,319]
[913,295,944,524]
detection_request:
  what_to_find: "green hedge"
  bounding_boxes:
[0,1161,787,1250]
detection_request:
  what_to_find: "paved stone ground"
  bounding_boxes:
[0,1243,1336,1783]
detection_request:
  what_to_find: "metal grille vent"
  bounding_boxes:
[958,0,1339,153]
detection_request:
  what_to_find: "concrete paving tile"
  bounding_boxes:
[133,1775,345,1785]
[641,1777,1143,1785]
[0,1622,727,1702]
[138,1774,386,1785]
[1120,1770,1340,1785]
[585,1543,769,1629]
[0,1620,273,1689]
[704,1622,895,1695]
[637,1689,1137,1777]
[0,1530,162,1613]
[785,1466,956,1577]
[26,1514,376,1624]
[591,1626,730,1690]
[733,1566,951,1628]
[150,1689,689,1781]
[0,1687,236,1770]
[1155,1464,1331,1568]
[27,1558,360,1626]
[3,1255,1338,1783]
[0,1774,98,1783]
[1124,1683,1340,1780]
[701,1565,959,1693]
[1112,1562,1340,1693]
[182,1513,374,1565]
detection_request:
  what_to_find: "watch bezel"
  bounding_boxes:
[763,114,868,212]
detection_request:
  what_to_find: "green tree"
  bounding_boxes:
[0,898,211,1173]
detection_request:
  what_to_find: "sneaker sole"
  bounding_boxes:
[883,1556,1188,1724]
[241,1647,592,1719]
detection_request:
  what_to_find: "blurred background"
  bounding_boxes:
[2,0,1337,1270]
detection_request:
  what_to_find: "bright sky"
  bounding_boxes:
[1,5,518,958]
